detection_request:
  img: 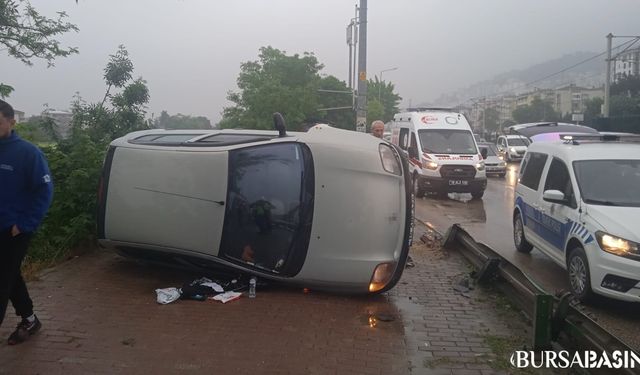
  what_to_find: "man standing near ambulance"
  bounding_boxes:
[0,99,53,345]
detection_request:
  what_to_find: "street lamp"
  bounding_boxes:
[378,67,398,102]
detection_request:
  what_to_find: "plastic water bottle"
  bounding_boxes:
[249,277,257,298]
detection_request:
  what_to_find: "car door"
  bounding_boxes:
[515,151,550,251]
[536,157,579,264]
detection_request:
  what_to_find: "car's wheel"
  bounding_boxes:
[471,190,484,199]
[513,213,533,253]
[413,175,425,198]
[568,247,594,302]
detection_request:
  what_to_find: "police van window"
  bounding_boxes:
[399,128,409,150]
[519,152,548,190]
[544,158,576,208]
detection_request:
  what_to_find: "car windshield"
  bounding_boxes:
[419,129,478,155]
[507,138,530,146]
[479,144,498,156]
[220,143,314,274]
[573,159,640,207]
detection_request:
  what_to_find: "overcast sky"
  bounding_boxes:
[3,0,639,123]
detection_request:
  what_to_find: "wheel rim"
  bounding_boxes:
[569,255,587,295]
[514,217,523,247]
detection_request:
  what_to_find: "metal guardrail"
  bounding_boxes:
[442,223,640,375]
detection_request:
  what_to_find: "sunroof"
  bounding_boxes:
[196,134,275,145]
[132,134,203,143]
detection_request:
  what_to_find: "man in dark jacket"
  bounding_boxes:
[0,100,53,345]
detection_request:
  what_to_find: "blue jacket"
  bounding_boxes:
[0,131,53,233]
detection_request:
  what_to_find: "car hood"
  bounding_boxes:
[584,204,640,242]
[296,138,408,285]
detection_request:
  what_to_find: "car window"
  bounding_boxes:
[399,128,409,150]
[220,143,314,275]
[507,138,530,146]
[544,158,577,208]
[418,129,477,154]
[519,152,548,190]
[573,159,640,207]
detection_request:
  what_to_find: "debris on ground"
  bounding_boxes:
[155,274,263,305]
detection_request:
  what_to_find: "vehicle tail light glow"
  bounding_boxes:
[369,262,396,292]
[379,144,402,175]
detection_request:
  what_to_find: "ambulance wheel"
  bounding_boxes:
[471,190,484,199]
[413,175,425,198]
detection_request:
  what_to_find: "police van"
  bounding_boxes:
[513,134,640,302]
[390,109,487,199]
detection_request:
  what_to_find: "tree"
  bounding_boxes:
[220,46,323,131]
[512,97,559,123]
[367,77,402,122]
[611,75,640,97]
[1,0,79,98]
[610,95,640,117]
[583,97,603,123]
[316,75,354,130]
[155,111,212,129]
[366,99,384,127]
[0,0,78,66]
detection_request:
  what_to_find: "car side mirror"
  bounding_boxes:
[543,190,567,204]
[480,148,488,159]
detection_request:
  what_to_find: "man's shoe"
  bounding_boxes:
[8,316,41,345]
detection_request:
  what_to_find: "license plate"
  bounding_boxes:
[449,180,468,186]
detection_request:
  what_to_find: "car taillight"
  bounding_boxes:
[369,262,396,292]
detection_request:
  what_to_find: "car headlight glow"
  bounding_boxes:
[424,161,438,170]
[596,231,640,258]
[498,155,504,160]
[475,161,485,171]
[510,147,516,152]
[369,262,397,292]
[378,144,402,175]
[499,161,506,166]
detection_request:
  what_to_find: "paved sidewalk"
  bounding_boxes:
[0,223,532,374]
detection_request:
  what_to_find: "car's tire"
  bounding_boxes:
[513,213,533,253]
[567,247,595,303]
[413,175,425,198]
[471,190,484,199]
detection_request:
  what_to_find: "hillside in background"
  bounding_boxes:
[430,51,606,108]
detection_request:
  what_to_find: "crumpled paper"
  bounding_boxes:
[211,291,242,304]
[155,287,181,304]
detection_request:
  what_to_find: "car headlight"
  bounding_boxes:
[424,161,438,170]
[379,144,402,175]
[596,231,640,258]
[475,161,485,171]
[498,155,504,160]
[499,161,506,167]
[369,262,397,292]
[510,147,516,152]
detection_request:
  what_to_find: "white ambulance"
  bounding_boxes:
[390,109,487,199]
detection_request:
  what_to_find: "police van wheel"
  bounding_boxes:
[568,247,594,303]
[513,214,533,253]
[413,176,425,198]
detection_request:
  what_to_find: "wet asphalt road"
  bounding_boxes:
[413,162,640,351]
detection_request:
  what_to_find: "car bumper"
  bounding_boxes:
[418,176,487,193]
[588,244,640,302]
[485,165,506,174]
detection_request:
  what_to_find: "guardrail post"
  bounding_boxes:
[533,294,553,350]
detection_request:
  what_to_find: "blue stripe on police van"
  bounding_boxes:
[585,235,594,244]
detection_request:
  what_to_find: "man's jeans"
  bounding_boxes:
[0,229,34,327]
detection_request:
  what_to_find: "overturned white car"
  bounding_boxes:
[98,115,413,294]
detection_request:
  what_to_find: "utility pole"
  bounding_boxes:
[355,0,367,132]
[604,33,613,117]
[347,21,353,89]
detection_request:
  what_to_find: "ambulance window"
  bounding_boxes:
[410,133,418,150]
[399,128,409,150]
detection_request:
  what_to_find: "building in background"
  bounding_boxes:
[42,109,73,138]
[614,47,640,81]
